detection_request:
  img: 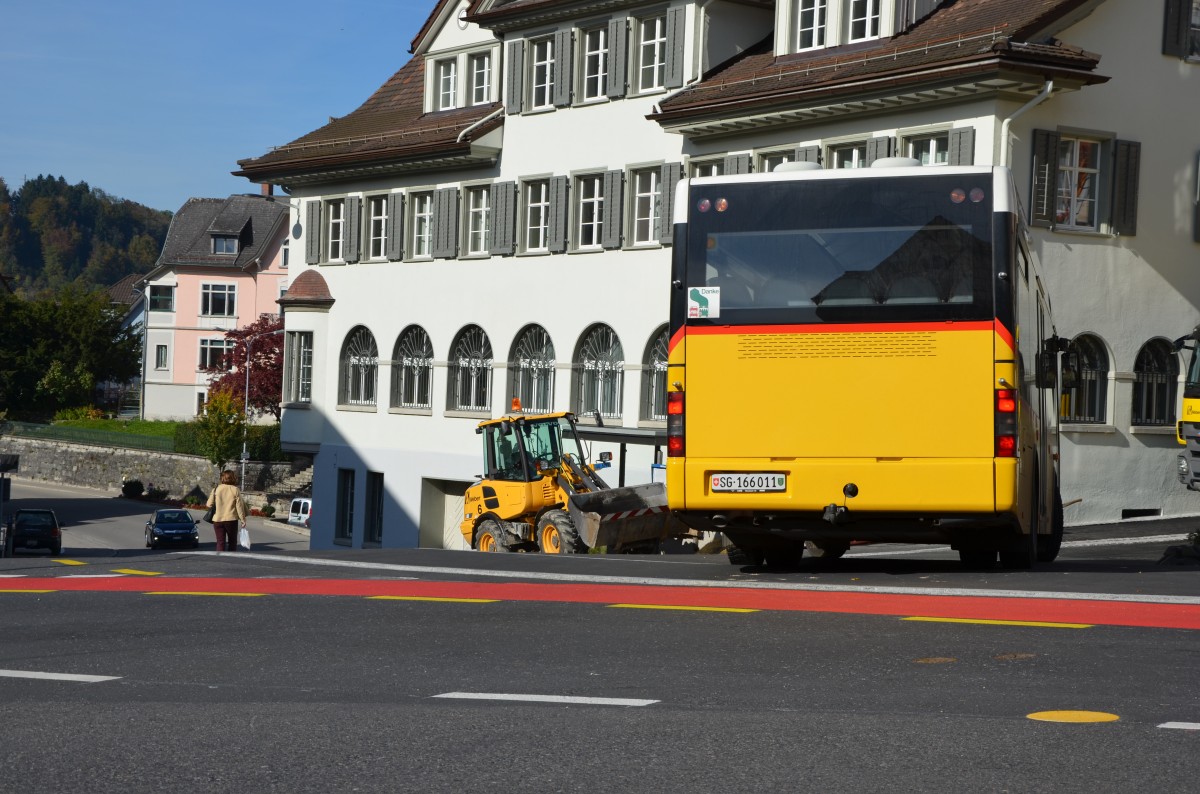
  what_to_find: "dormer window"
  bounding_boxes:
[427,47,497,112]
[784,0,892,55]
[436,58,458,110]
[213,235,239,254]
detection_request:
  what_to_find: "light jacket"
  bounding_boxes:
[207,483,247,523]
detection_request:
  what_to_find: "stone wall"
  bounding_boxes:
[0,436,299,502]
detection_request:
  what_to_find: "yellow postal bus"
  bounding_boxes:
[665,162,1066,569]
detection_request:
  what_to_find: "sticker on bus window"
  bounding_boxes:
[688,287,721,319]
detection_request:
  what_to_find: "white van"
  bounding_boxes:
[288,498,311,528]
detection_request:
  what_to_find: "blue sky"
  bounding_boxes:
[1,0,431,212]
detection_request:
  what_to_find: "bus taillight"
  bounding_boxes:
[667,391,684,457]
[995,389,1017,458]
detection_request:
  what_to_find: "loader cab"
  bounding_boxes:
[479,412,588,483]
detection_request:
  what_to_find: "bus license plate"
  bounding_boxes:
[710,473,787,493]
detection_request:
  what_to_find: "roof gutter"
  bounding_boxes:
[999,79,1053,167]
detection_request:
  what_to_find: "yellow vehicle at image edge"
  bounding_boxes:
[665,162,1074,569]
[1174,328,1200,488]
[460,411,682,553]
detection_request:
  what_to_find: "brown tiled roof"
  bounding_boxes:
[107,272,145,306]
[654,0,1105,123]
[235,57,503,184]
[279,269,335,308]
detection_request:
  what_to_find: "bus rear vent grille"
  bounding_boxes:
[737,332,936,359]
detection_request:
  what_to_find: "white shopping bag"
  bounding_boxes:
[238,526,251,550]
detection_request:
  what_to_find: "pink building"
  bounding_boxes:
[139,191,291,419]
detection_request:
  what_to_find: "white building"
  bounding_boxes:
[235,0,1200,549]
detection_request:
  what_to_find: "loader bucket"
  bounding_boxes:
[566,482,674,549]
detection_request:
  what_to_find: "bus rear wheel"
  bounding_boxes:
[958,549,997,569]
[1037,483,1064,563]
[805,540,849,560]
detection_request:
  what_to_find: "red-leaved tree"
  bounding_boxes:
[203,315,284,420]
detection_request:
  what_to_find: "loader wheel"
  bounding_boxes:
[537,510,582,554]
[474,520,508,553]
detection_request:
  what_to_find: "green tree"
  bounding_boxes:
[193,388,244,470]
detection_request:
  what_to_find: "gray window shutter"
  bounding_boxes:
[1163,0,1189,57]
[344,196,361,263]
[724,153,751,175]
[658,162,682,243]
[794,145,821,163]
[665,6,687,89]
[385,193,404,261]
[548,176,570,254]
[602,170,623,250]
[489,181,517,256]
[432,188,459,259]
[506,40,525,113]
[1030,129,1060,228]
[553,29,573,107]
[948,128,976,166]
[607,18,628,99]
[1110,139,1141,236]
[305,201,322,264]
[865,137,896,165]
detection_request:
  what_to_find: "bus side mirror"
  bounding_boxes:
[1061,352,1080,390]
[1036,351,1057,389]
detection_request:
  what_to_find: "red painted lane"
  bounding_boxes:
[15,577,1200,631]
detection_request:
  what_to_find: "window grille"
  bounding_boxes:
[448,325,493,412]
[391,326,433,410]
[1131,339,1178,426]
[640,326,669,422]
[509,325,556,413]
[339,326,378,406]
[574,324,624,419]
[1062,334,1108,424]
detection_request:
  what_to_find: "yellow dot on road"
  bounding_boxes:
[1027,710,1120,723]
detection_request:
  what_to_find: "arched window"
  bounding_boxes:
[339,326,378,406]
[640,325,669,422]
[1131,338,1178,426]
[391,325,433,410]
[508,325,555,413]
[447,325,493,412]
[1062,333,1108,424]
[573,324,624,419]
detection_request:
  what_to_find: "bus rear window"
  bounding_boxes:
[686,175,995,324]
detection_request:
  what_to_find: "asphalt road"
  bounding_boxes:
[2,478,1199,793]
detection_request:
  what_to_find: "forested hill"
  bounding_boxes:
[0,175,173,296]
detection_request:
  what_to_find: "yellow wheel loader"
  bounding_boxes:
[460,411,682,553]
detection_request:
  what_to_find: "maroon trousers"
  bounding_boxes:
[213,520,238,551]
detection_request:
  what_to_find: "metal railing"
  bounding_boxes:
[0,421,175,453]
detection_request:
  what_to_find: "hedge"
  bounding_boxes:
[173,422,287,461]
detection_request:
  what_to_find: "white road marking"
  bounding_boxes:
[433,692,658,707]
[60,574,124,578]
[0,669,120,683]
[848,534,1190,557]
[183,551,1200,606]
[0,575,28,578]
[1158,722,1200,731]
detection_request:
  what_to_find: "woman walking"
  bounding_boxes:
[206,470,247,552]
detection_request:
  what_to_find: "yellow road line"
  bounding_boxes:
[111,569,163,577]
[608,604,759,613]
[1028,710,1119,723]
[144,592,266,597]
[903,616,1091,629]
[52,559,86,566]
[0,589,55,594]
[367,596,499,603]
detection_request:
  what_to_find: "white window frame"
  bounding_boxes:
[530,37,555,110]
[469,51,492,105]
[285,331,313,404]
[409,192,433,259]
[689,160,724,178]
[907,133,950,166]
[200,283,237,318]
[575,174,605,250]
[326,199,345,262]
[199,338,234,371]
[581,26,608,101]
[367,195,388,260]
[212,235,238,254]
[795,0,828,50]
[830,141,869,170]
[465,186,491,256]
[758,150,794,173]
[637,15,667,93]
[436,58,458,110]
[631,168,661,246]
[847,0,881,42]
[524,180,550,253]
[1054,136,1103,231]
[154,344,168,370]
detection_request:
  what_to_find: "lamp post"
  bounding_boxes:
[241,329,284,492]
